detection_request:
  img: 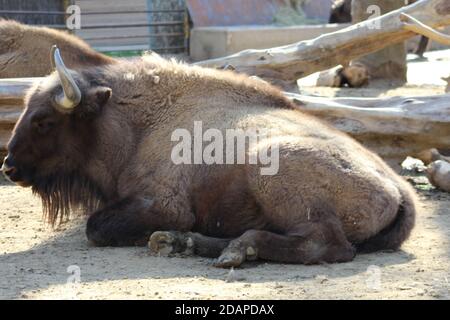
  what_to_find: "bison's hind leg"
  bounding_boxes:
[356,184,416,253]
[215,215,355,268]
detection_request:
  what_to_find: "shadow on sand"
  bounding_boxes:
[0,226,415,298]
[0,175,424,299]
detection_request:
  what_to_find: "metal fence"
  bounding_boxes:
[0,1,187,54]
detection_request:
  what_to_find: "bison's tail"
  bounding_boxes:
[356,183,417,253]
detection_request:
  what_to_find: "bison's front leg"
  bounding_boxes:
[86,196,194,247]
[149,231,231,257]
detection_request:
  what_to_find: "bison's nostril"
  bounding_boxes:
[2,166,16,177]
[4,155,13,167]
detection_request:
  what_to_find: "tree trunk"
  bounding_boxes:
[196,0,450,85]
[286,92,450,168]
[352,0,408,83]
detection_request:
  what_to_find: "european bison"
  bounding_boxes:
[1,47,416,267]
[0,20,115,78]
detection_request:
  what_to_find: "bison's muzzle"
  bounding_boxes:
[1,155,15,177]
[1,155,30,187]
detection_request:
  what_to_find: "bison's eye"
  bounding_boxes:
[32,118,56,134]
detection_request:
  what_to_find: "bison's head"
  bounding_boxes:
[1,46,111,222]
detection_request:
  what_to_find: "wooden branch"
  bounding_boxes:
[0,78,37,101]
[416,148,450,165]
[442,76,450,92]
[400,13,450,45]
[0,78,40,155]
[316,63,369,87]
[286,92,450,167]
[195,0,450,82]
[0,79,37,125]
[427,160,450,192]
[1,78,450,172]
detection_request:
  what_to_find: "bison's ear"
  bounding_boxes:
[90,86,112,107]
[80,86,112,116]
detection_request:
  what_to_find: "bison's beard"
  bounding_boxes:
[31,171,105,225]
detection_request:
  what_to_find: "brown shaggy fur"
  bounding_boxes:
[4,53,417,267]
[0,19,115,77]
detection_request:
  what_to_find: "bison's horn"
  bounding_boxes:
[50,45,56,70]
[51,45,81,110]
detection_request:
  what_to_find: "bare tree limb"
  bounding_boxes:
[195,0,450,83]
[286,92,450,167]
[417,148,450,165]
[401,13,450,45]
[1,82,450,171]
[427,160,450,192]
[0,78,39,154]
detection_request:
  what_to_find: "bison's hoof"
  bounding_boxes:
[214,248,246,268]
[149,231,176,256]
[246,246,258,261]
[148,231,194,256]
[334,245,356,263]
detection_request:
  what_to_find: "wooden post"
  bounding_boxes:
[352,0,408,83]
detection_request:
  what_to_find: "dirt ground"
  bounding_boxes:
[1,170,450,300]
[1,51,449,300]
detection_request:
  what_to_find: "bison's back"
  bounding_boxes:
[0,19,114,78]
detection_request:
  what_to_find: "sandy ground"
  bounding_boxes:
[1,173,450,300]
[0,51,449,300]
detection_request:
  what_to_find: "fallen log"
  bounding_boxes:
[0,79,37,125]
[416,148,450,165]
[0,78,40,155]
[1,78,449,172]
[286,92,450,168]
[315,63,369,88]
[427,160,450,192]
[401,13,450,45]
[443,75,450,92]
[0,78,37,102]
[195,0,450,84]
